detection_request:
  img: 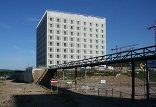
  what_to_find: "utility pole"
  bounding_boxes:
[148,21,156,46]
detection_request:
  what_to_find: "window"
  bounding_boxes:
[50,18,53,21]
[77,38,80,42]
[90,23,92,26]
[77,44,80,48]
[57,18,60,22]
[71,43,73,47]
[96,34,98,38]
[84,50,86,54]
[64,37,67,41]
[90,51,92,54]
[84,56,86,59]
[77,32,80,36]
[71,49,74,53]
[57,61,59,64]
[71,32,73,35]
[70,38,73,41]
[57,36,59,40]
[102,35,104,38]
[84,33,86,37]
[50,61,52,64]
[77,27,80,30]
[77,21,80,25]
[84,39,86,42]
[57,55,59,58]
[101,24,104,27]
[50,48,52,52]
[96,45,98,49]
[50,42,52,46]
[71,20,73,24]
[90,28,92,32]
[64,55,67,59]
[102,30,104,33]
[102,40,104,44]
[64,19,67,23]
[71,55,73,59]
[90,45,92,48]
[96,24,98,27]
[84,27,86,31]
[77,50,80,53]
[71,26,73,30]
[90,39,92,43]
[90,34,92,37]
[64,43,67,47]
[50,36,52,40]
[84,22,86,25]
[96,51,98,54]
[50,24,53,27]
[96,40,98,43]
[57,30,60,34]
[57,49,59,52]
[102,51,104,54]
[84,44,86,48]
[57,24,60,28]
[77,56,80,59]
[96,29,98,32]
[50,54,52,58]
[57,43,60,46]
[64,49,67,53]
[50,30,53,34]
[64,31,67,35]
[102,46,104,49]
[64,25,67,29]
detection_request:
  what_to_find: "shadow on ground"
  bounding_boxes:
[13,86,156,107]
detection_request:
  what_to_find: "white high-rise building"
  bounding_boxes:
[36,10,106,67]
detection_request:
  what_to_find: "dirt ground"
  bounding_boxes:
[0,79,149,107]
[0,80,76,107]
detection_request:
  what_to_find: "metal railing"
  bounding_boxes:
[50,45,156,70]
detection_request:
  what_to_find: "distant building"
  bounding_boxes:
[36,10,106,67]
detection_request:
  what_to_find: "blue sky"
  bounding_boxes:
[0,0,156,70]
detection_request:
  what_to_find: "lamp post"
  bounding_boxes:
[148,21,156,46]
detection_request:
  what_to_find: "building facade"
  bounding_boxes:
[36,10,106,67]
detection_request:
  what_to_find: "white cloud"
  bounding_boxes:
[27,17,39,22]
[12,45,20,50]
[0,24,12,29]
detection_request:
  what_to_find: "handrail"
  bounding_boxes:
[49,45,156,69]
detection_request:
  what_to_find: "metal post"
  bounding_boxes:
[131,61,135,100]
[75,67,77,90]
[62,69,64,87]
[146,62,150,100]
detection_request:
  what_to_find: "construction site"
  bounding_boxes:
[0,45,156,107]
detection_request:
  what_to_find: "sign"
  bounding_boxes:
[101,80,106,84]
[147,60,156,68]
[51,79,58,85]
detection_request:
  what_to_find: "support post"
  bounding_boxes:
[131,61,135,100]
[62,69,64,87]
[75,67,77,90]
[146,62,149,100]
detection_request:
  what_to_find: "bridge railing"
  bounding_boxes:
[50,45,156,69]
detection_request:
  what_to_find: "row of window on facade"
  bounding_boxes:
[49,42,105,49]
[49,17,104,28]
[49,36,105,44]
[49,55,101,65]
[49,32,104,38]
[49,48,104,54]
[49,25,104,33]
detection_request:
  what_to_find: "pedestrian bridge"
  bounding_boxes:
[48,45,156,101]
[50,45,156,70]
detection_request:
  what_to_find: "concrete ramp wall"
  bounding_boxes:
[32,69,57,87]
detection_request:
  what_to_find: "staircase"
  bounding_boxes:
[32,68,57,87]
